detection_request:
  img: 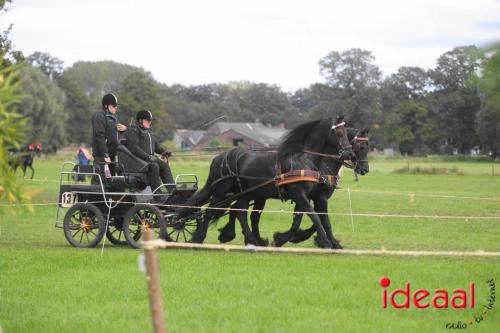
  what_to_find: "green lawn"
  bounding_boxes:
[1,155,499,332]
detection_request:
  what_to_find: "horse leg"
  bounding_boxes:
[190,197,221,243]
[250,198,268,246]
[272,208,304,247]
[283,195,332,248]
[313,195,342,249]
[234,197,258,245]
[288,216,315,243]
[28,164,34,179]
[190,212,210,243]
[22,164,27,179]
[218,209,237,243]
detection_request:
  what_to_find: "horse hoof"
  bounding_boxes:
[314,236,332,249]
[258,238,269,247]
[218,232,235,243]
[244,237,258,246]
[332,240,343,249]
[189,235,205,244]
[272,233,281,247]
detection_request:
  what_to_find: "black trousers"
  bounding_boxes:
[148,158,174,192]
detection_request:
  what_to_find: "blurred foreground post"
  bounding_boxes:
[144,229,166,333]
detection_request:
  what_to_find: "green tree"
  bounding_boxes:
[0,0,31,210]
[118,71,174,139]
[162,83,239,129]
[0,57,30,209]
[477,45,500,157]
[237,83,298,126]
[57,75,93,144]
[379,66,432,149]
[61,61,149,103]
[18,65,68,150]
[385,100,437,155]
[0,0,24,66]
[429,46,484,154]
[27,52,64,80]
[318,48,381,127]
[292,83,336,122]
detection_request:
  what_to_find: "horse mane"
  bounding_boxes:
[277,119,331,160]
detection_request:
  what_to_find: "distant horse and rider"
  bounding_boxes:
[8,143,43,179]
[178,116,370,249]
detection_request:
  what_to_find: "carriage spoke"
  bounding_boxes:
[72,229,82,239]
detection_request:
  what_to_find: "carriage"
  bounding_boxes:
[55,144,202,249]
[55,117,369,250]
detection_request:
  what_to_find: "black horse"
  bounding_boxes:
[217,127,370,247]
[289,128,370,243]
[8,143,42,179]
[177,116,355,249]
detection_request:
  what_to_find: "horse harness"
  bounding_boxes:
[209,123,362,204]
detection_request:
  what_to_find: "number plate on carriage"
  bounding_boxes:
[60,192,78,207]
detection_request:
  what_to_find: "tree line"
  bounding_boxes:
[4,42,500,156]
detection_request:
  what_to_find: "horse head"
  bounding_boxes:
[330,116,355,162]
[352,127,370,175]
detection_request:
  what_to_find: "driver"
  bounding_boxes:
[125,109,174,193]
[91,93,127,174]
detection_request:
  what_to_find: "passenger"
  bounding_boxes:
[125,109,174,194]
[91,93,127,175]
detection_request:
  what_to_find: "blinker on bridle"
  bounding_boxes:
[330,121,352,156]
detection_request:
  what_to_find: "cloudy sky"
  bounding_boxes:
[1,0,499,91]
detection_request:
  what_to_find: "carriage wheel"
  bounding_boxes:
[123,204,166,249]
[164,214,202,243]
[63,203,106,248]
[105,217,131,246]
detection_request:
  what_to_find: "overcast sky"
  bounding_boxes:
[1,0,499,91]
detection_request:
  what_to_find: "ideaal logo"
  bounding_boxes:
[379,276,496,330]
[379,276,475,309]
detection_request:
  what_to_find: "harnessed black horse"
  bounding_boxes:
[8,143,42,179]
[217,127,370,248]
[177,116,356,249]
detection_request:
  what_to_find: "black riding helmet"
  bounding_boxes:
[102,93,118,108]
[136,109,153,121]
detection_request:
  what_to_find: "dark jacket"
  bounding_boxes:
[125,124,166,161]
[92,110,119,158]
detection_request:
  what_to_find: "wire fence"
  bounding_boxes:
[15,177,500,201]
[1,199,499,220]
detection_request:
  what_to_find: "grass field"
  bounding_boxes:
[1,154,499,332]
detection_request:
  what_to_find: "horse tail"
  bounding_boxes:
[176,152,227,218]
[177,184,212,217]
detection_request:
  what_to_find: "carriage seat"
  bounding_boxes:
[116,144,149,189]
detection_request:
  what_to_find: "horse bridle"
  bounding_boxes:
[330,121,353,158]
[345,135,369,168]
[302,121,356,162]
